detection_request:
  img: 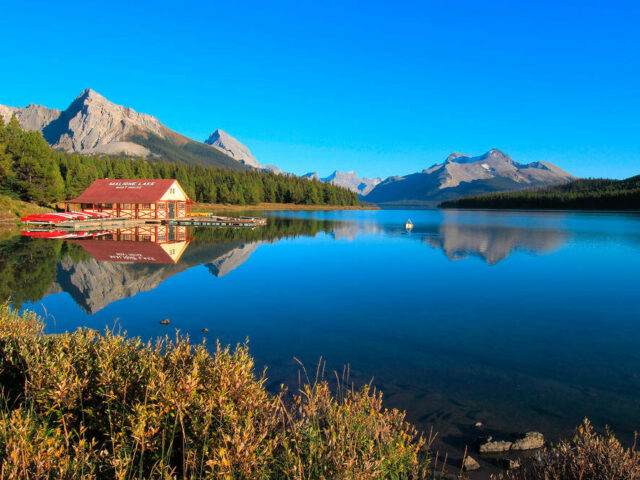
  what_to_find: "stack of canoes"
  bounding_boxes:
[20,211,111,224]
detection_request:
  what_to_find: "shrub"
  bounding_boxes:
[0,304,433,479]
[500,419,640,480]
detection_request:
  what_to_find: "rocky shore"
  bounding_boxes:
[462,429,545,476]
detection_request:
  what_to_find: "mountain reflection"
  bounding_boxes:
[3,214,572,313]
[5,218,341,313]
[420,223,567,265]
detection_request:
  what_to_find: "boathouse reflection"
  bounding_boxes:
[70,226,192,265]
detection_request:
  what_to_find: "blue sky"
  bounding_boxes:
[2,0,639,179]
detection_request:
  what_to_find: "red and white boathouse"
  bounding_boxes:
[65,179,193,219]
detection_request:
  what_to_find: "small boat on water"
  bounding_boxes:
[405,219,413,230]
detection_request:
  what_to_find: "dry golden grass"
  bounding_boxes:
[0,194,53,223]
[492,420,640,480]
[0,305,432,479]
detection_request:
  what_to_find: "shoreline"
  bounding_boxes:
[192,202,379,212]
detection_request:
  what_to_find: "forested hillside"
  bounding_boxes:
[0,116,359,207]
[440,176,640,210]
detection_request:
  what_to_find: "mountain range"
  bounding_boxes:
[364,149,575,206]
[1,89,576,204]
[0,89,257,171]
[302,170,382,195]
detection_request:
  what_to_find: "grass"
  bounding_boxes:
[0,305,434,479]
[0,193,53,223]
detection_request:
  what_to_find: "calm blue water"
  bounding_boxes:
[9,209,640,463]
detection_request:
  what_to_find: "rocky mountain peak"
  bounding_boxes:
[205,129,264,169]
[486,148,510,160]
[41,88,167,152]
[206,129,226,143]
[77,88,103,102]
[445,152,470,163]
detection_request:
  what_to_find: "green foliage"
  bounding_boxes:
[0,236,89,308]
[0,120,360,207]
[0,117,65,203]
[0,305,434,479]
[440,176,640,210]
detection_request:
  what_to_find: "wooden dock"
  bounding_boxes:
[167,216,267,228]
[22,215,267,231]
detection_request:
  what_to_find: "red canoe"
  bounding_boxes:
[20,211,110,224]
[20,230,110,239]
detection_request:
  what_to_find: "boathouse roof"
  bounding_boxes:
[66,179,191,204]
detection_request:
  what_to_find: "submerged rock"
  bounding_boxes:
[160,318,170,325]
[202,328,209,333]
[499,458,521,470]
[462,455,481,471]
[511,432,544,451]
[478,436,512,454]
[474,421,484,428]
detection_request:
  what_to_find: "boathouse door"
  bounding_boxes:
[168,202,175,219]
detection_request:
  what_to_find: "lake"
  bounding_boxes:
[7,208,640,470]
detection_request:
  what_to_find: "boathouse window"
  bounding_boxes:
[141,203,151,209]
[81,203,92,209]
[122,204,132,210]
[157,203,165,210]
[100,203,113,209]
[169,187,176,194]
[141,235,152,242]
[178,202,185,209]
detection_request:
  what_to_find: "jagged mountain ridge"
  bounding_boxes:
[365,148,575,205]
[205,129,264,169]
[0,103,61,132]
[0,89,254,171]
[302,170,382,195]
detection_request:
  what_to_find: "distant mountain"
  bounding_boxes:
[0,103,61,132]
[365,149,575,206]
[205,129,265,169]
[302,170,382,195]
[0,89,260,171]
[265,165,284,175]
